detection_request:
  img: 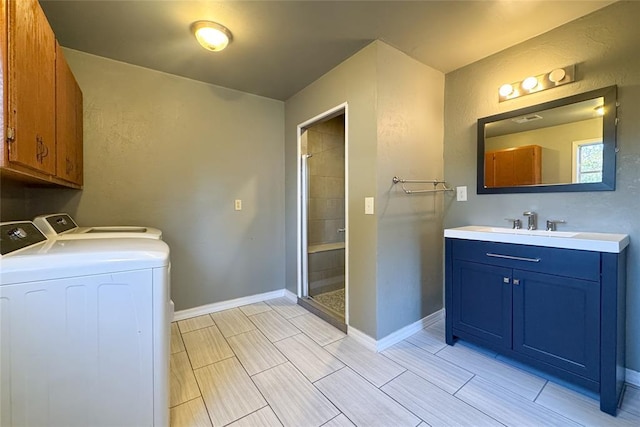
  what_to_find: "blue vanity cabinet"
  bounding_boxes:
[451,260,513,349]
[445,237,627,416]
[512,269,600,381]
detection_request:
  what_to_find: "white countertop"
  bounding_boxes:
[444,226,629,253]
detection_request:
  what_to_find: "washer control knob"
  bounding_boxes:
[8,227,27,239]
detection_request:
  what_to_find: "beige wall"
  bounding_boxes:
[285,41,445,339]
[25,49,286,311]
[443,1,640,371]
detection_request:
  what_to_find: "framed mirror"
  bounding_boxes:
[477,85,617,194]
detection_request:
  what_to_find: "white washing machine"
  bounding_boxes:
[33,213,163,240]
[0,221,170,427]
[34,213,175,320]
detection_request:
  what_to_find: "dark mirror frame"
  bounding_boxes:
[477,85,618,194]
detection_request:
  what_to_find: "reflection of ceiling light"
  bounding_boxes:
[512,114,543,124]
[499,84,514,97]
[595,106,605,116]
[191,21,232,52]
[522,76,539,91]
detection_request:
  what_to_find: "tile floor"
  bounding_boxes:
[170,297,640,427]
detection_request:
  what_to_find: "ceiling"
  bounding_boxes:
[39,1,615,101]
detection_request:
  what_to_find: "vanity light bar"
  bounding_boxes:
[498,65,576,102]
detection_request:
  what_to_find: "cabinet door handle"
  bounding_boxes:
[35,135,49,163]
[513,279,520,285]
[486,253,541,263]
[503,277,510,284]
[66,157,74,175]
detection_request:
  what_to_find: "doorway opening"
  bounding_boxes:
[297,104,348,331]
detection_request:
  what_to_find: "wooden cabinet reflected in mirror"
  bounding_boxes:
[477,86,617,194]
[485,145,541,187]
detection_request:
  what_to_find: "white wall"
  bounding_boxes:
[443,1,640,372]
[27,49,286,311]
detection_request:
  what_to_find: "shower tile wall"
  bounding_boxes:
[307,116,345,295]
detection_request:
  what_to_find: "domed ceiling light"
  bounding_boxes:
[191,21,232,52]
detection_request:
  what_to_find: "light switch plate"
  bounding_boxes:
[456,186,467,202]
[365,197,374,215]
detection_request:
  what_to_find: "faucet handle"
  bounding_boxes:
[546,219,566,231]
[505,218,522,229]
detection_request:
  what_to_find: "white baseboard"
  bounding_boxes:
[283,288,298,303]
[627,368,640,387]
[348,309,444,353]
[346,326,377,352]
[173,289,286,321]
[376,309,444,352]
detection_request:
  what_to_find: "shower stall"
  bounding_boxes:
[299,113,346,327]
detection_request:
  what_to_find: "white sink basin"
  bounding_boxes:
[483,227,580,238]
[444,225,629,253]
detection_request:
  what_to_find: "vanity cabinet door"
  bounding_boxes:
[512,269,600,381]
[451,260,512,349]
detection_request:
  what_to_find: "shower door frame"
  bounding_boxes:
[296,103,349,325]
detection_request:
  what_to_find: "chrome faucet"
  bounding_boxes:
[505,218,522,229]
[523,211,537,230]
[546,219,566,231]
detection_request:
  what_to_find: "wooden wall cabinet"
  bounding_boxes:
[1,0,83,188]
[55,42,83,186]
[485,145,541,188]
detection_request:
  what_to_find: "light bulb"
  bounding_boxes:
[522,76,539,91]
[548,68,566,83]
[191,21,232,52]
[499,84,514,97]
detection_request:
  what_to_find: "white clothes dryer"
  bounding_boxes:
[0,221,170,427]
[33,213,163,240]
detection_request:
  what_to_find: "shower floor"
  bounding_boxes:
[311,288,344,316]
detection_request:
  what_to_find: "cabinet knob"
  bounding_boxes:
[513,279,520,285]
[503,277,510,284]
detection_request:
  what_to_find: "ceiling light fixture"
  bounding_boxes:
[191,20,232,52]
[498,65,576,102]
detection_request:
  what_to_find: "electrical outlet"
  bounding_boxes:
[365,197,374,215]
[234,199,242,211]
[456,186,467,202]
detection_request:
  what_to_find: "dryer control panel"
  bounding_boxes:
[0,221,47,256]
[34,213,78,236]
